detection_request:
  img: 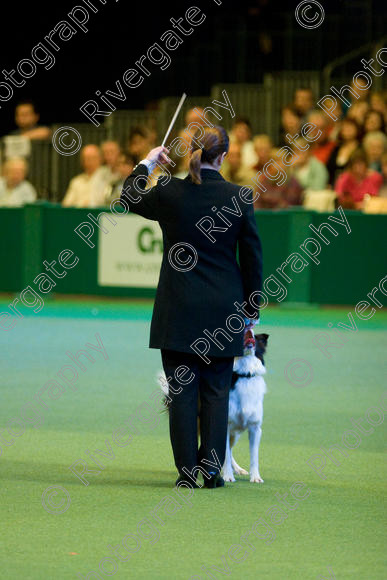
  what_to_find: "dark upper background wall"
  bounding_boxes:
[0,0,386,136]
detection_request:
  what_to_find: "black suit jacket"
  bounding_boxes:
[121,164,263,357]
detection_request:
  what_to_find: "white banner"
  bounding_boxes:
[98,215,163,287]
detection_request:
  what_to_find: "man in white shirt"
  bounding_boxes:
[0,158,37,207]
[62,145,109,207]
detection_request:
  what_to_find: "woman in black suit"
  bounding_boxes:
[121,126,263,488]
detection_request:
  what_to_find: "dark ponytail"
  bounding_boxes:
[188,125,229,185]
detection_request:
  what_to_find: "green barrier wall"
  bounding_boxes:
[0,208,24,292]
[0,204,386,305]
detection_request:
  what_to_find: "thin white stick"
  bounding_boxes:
[161,93,187,147]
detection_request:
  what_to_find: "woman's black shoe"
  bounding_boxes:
[203,472,225,488]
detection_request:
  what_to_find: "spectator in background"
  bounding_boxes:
[0,158,37,206]
[175,107,205,152]
[307,110,337,164]
[363,131,387,174]
[175,107,207,160]
[370,92,386,120]
[221,142,256,186]
[173,108,209,175]
[291,138,329,191]
[62,145,108,208]
[293,87,314,123]
[279,104,301,146]
[253,134,273,173]
[229,117,257,168]
[100,140,121,182]
[105,153,136,204]
[378,152,387,197]
[12,101,51,140]
[127,126,151,164]
[347,101,369,128]
[253,150,302,209]
[326,100,344,141]
[177,107,206,143]
[326,118,361,185]
[185,107,206,128]
[342,77,371,117]
[335,149,382,209]
[174,151,190,179]
[363,110,385,135]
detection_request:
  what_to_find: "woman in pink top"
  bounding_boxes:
[335,149,383,208]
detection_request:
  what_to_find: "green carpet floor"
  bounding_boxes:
[1,298,386,579]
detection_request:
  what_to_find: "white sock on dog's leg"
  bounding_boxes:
[249,424,263,483]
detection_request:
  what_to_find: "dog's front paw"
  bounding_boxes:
[223,472,235,482]
[250,473,264,483]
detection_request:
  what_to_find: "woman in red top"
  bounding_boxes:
[335,149,383,209]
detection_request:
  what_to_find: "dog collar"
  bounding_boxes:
[233,371,258,379]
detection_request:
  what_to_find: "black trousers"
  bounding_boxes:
[161,349,234,476]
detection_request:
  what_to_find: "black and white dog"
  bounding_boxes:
[223,332,269,483]
[159,332,269,484]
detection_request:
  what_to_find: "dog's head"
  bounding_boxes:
[243,330,269,358]
[254,333,269,365]
[243,327,256,355]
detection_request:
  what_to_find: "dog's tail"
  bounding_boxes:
[157,371,171,412]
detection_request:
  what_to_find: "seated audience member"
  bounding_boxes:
[176,107,209,160]
[105,153,135,203]
[326,118,361,185]
[293,87,314,123]
[11,101,51,140]
[363,110,385,134]
[185,107,206,128]
[127,126,151,164]
[378,152,387,197]
[253,134,273,173]
[253,151,302,209]
[363,131,387,173]
[221,142,256,186]
[327,100,344,140]
[177,107,207,143]
[370,92,386,119]
[279,104,301,147]
[230,117,257,168]
[291,138,329,191]
[347,101,369,128]
[0,158,37,206]
[62,145,108,208]
[307,110,337,164]
[100,140,121,182]
[335,149,383,209]
[175,108,207,166]
[342,77,371,117]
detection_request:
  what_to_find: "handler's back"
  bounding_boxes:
[121,163,262,358]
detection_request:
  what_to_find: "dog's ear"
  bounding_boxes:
[255,333,269,345]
